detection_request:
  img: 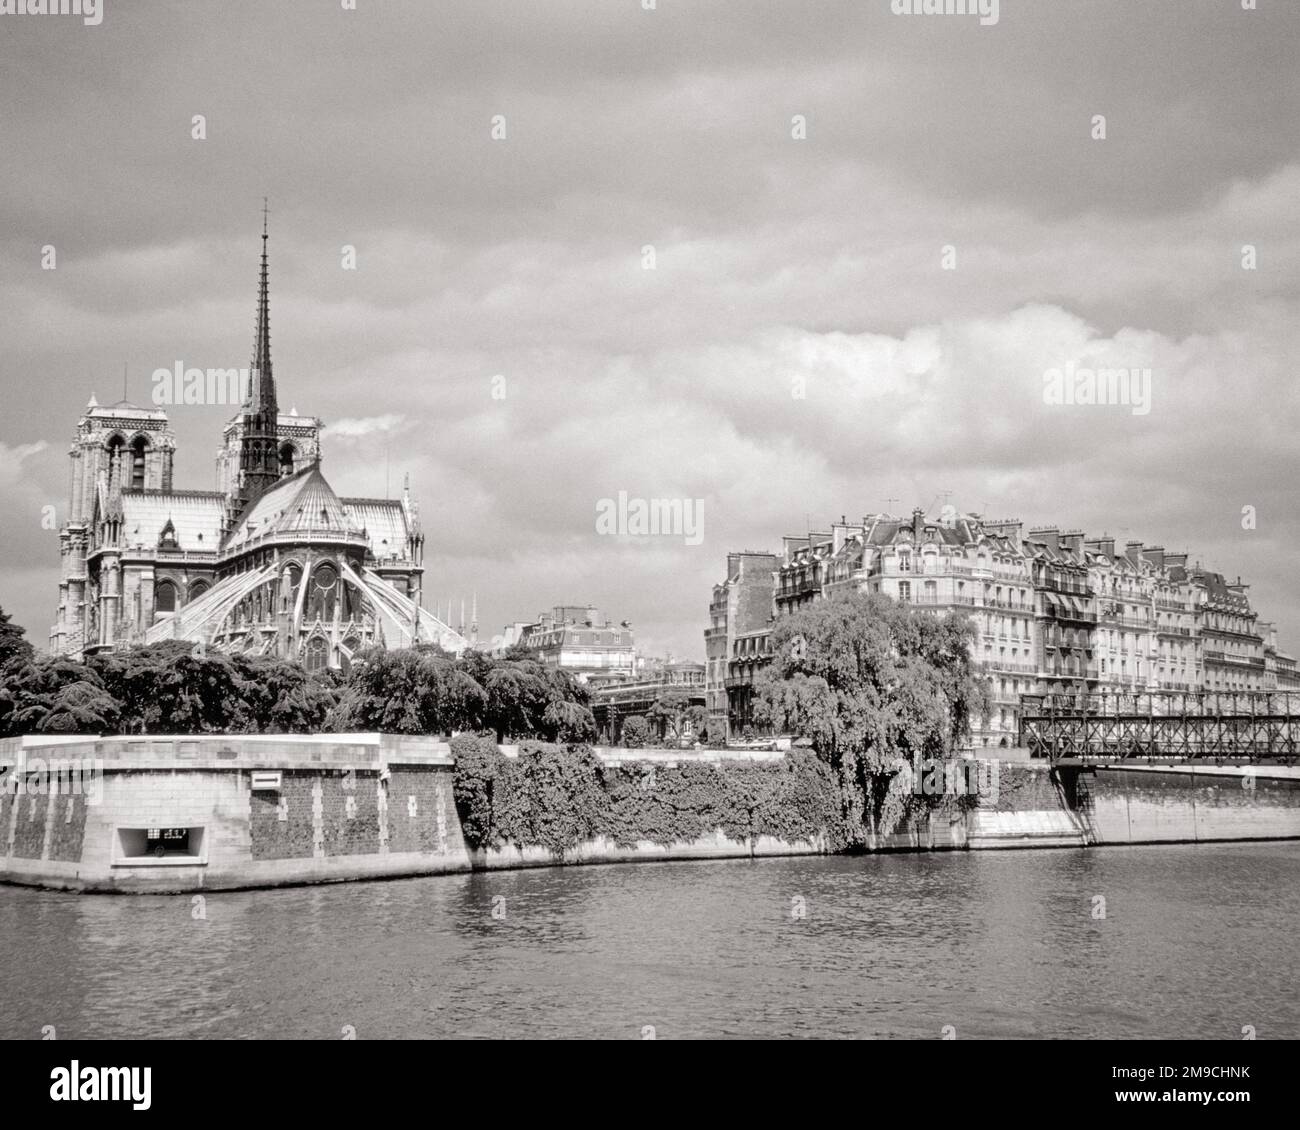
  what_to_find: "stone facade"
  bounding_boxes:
[49,226,465,667]
[517,605,635,683]
[707,506,1297,749]
[705,552,778,742]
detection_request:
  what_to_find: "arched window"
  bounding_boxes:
[131,435,148,490]
[105,434,125,487]
[155,581,177,613]
[279,442,295,477]
[189,580,209,602]
[282,563,302,611]
[304,636,328,672]
[307,562,339,621]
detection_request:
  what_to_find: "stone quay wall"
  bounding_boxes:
[1072,763,1300,845]
[2,735,1299,893]
[0,734,467,893]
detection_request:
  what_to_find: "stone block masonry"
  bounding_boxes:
[319,771,381,857]
[249,771,316,861]
[1077,763,1300,845]
[12,793,50,860]
[386,768,463,856]
[2,736,1299,893]
[0,733,466,893]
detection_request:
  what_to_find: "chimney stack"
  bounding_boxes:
[1084,535,1116,559]
[984,518,1023,541]
[1028,526,1060,552]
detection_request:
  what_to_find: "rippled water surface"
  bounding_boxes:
[2,843,1297,1039]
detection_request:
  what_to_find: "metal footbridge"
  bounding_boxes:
[1018,691,1300,766]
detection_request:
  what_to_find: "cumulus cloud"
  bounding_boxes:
[1,1,1298,659]
[322,415,410,440]
[0,441,48,488]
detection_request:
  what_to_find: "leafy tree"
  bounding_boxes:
[91,644,247,734]
[541,699,597,744]
[0,655,119,736]
[0,640,599,742]
[620,715,654,748]
[482,664,544,741]
[647,690,686,740]
[0,605,34,671]
[754,590,988,843]
[229,654,340,733]
[331,648,485,735]
[479,657,587,742]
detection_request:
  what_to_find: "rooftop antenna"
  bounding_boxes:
[924,489,952,516]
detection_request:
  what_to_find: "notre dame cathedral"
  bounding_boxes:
[49,221,467,670]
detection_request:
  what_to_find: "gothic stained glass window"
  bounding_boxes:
[303,636,328,672]
[307,562,339,621]
[155,581,177,613]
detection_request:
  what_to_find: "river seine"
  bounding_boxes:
[2,842,1297,1040]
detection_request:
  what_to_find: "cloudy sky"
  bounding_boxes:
[1,0,1298,659]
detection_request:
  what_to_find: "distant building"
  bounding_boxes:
[518,605,635,683]
[488,620,535,657]
[705,551,778,743]
[707,506,1295,749]
[590,660,706,743]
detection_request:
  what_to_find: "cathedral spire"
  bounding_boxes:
[249,199,275,411]
[235,202,282,513]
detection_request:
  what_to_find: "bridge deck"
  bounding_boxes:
[1018,692,1300,764]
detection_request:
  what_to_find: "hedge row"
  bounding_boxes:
[449,734,847,858]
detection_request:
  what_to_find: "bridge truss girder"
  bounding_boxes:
[1019,692,1300,764]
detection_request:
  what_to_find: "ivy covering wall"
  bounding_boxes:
[450,734,847,858]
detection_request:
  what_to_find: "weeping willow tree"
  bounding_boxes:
[754,590,989,846]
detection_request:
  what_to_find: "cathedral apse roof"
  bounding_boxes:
[223,464,363,552]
